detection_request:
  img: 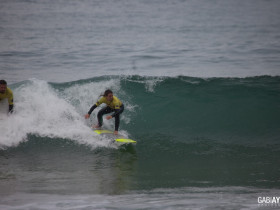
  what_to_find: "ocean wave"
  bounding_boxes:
[1,75,279,149]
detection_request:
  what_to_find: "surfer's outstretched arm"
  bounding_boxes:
[111,104,124,118]
[85,104,97,119]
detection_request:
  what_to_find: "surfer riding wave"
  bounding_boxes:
[85,89,124,135]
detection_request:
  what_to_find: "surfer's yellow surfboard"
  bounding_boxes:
[115,138,136,143]
[94,130,114,135]
[93,129,136,144]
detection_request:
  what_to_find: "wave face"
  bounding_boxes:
[1,76,280,189]
[121,75,280,144]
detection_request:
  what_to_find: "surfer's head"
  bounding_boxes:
[0,80,7,94]
[104,89,113,101]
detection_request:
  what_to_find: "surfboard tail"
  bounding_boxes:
[93,129,137,144]
[115,139,137,143]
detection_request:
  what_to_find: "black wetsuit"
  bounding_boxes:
[88,96,124,131]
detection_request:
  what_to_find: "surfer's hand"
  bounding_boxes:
[84,114,90,119]
[106,115,112,120]
[114,131,118,135]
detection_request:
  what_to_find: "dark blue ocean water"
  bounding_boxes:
[1,0,280,83]
[1,0,280,209]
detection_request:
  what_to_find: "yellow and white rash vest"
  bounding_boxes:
[0,87,13,105]
[95,96,122,110]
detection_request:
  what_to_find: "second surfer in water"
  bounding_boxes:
[85,89,124,135]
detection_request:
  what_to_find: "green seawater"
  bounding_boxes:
[1,76,280,209]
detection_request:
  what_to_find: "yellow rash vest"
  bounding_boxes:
[95,96,122,109]
[0,87,14,113]
[0,87,14,105]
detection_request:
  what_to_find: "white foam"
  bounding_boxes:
[0,79,127,149]
[124,77,164,92]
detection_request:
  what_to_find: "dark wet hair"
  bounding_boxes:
[102,89,113,97]
[0,80,7,85]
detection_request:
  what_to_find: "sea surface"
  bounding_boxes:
[0,0,280,209]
